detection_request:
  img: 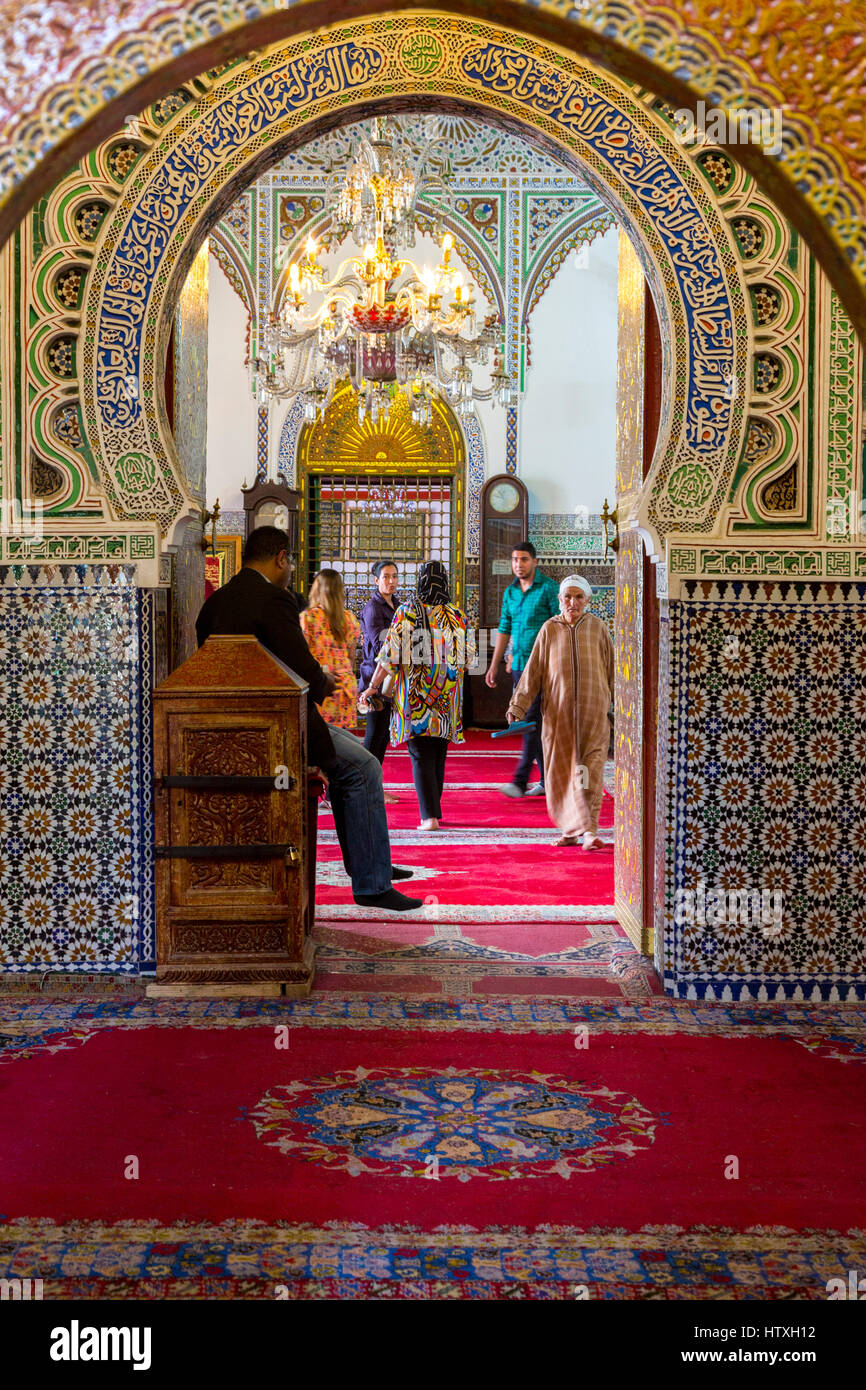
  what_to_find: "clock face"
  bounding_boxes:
[253,501,289,529]
[489,482,520,514]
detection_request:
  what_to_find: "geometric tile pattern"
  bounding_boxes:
[256,406,269,480]
[505,406,518,474]
[529,513,609,558]
[666,584,866,1001]
[0,569,151,973]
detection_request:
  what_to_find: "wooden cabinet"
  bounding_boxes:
[149,635,315,996]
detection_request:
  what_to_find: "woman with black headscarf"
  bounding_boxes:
[360,561,475,830]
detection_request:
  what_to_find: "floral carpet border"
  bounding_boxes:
[2,1218,863,1300]
[1,996,865,1037]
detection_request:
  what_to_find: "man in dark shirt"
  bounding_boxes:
[196,526,421,911]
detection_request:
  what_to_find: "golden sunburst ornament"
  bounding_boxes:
[300,381,463,466]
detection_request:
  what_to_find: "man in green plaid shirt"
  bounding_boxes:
[485,540,560,796]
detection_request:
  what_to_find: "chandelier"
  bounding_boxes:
[253,118,517,427]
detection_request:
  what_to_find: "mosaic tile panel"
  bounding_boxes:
[529,514,608,558]
[654,602,671,977]
[825,290,860,543]
[665,583,866,1002]
[505,407,518,474]
[256,406,269,481]
[216,511,245,537]
[0,569,152,974]
[277,397,306,485]
[463,411,485,559]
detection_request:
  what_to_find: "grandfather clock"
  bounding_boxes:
[480,474,529,626]
[469,473,529,726]
[242,479,300,554]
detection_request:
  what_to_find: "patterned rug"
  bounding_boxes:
[313,749,634,997]
[1,996,864,1298]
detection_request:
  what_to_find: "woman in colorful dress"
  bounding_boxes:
[300,569,361,730]
[360,560,475,831]
[359,559,400,802]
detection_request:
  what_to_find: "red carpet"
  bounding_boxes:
[2,1020,864,1230]
[313,741,627,997]
[2,996,864,1297]
[316,843,616,906]
[358,785,615,830]
[15,734,859,1302]
[382,752,568,784]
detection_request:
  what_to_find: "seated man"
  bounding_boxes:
[195,526,421,911]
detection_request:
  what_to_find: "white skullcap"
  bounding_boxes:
[559,574,592,599]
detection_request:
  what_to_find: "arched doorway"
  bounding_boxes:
[1,11,861,1002]
[11,17,790,977]
[30,17,756,556]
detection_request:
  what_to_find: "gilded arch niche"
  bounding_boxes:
[295,379,467,606]
[38,14,767,561]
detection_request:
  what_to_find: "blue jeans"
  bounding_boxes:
[327,725,393,896]
[512,671,544,790]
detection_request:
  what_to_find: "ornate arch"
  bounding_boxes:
[209,225,255,319]
[0,2,865,343]
[295,377,468,603]
[37,15,770,559]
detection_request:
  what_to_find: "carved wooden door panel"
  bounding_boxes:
[169,719,286,904]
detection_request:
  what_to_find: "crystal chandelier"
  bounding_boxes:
[253,118,517,426]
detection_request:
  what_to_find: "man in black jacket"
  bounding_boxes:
[196,527,421,911]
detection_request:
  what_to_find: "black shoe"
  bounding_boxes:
[353,888,424,911]
[391,866,414,880]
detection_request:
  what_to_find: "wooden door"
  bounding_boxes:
[613,233,662,955]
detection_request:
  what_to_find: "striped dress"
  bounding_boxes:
[376,600,475,746]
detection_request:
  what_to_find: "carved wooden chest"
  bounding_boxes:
[150,635,315,996]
